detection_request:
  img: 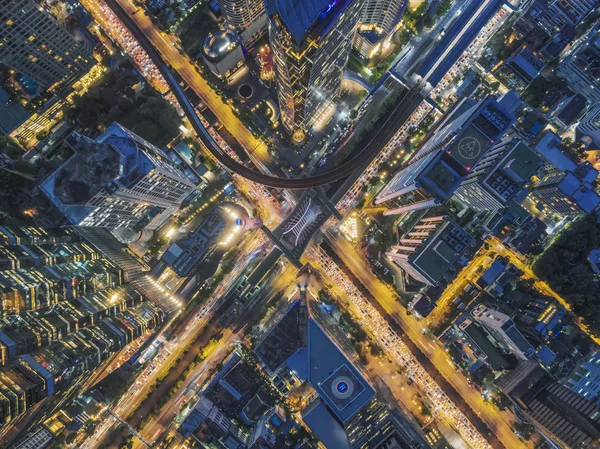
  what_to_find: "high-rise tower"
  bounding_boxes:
[354,0,407,58]
[267,0,361,141]
[40,123,196,230]
[0,225,164,426]
[374,97,515,215]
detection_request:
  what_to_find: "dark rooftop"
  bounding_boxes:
[255,299,308,374]
[53,141,120,204]
[308,319,375,423]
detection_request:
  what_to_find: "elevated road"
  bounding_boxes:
[105,0,424,189]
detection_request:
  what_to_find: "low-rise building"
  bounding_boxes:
[202,25,246,82]
[473,305,535,359]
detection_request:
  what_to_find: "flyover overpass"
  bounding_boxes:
[105,0,425,189]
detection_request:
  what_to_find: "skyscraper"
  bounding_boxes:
[454,140,542,212]
[218,0,268,43]
[0,0,95,90]
[374,97,514,215]
[267,0,361,141]
[354,0,407,58]
[0,301,162,426]
[40,123,196,230]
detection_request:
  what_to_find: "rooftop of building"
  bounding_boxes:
[506,46,546,82]
[402,217,475,286]
[255,299,308,376]
[535,132,578,172]
[457,317,508,371]
[302,400,350,449]
[51,140,120,205]
[496,141,542,183]
[203,26,243,61]
[266,0,350,44]
[554,94,587,127]
[307,318,375,423]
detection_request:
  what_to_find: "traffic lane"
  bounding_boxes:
[112,0,276,172]
[321,237,507,449]
[104,0,430,189]
[325,232,522,435]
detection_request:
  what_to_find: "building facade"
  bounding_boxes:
[202,25,246,82]
[565,351,600,405]
[40,123,195,230]
[558,21,600,104]
[0,225,164,426]
[267,0,361,141]
[353,0,407,58]
[375,97,515,215]
[529,162,600,216]
[498,361,600,449]
[536,0,596,33]
[473,305,535,359]
[0,0,95,90]
[576,103,600,148]
[454,140,542,211]
[386,215,475,287]
[218,0,267,44]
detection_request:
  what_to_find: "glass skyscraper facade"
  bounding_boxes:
[267,0,361,141]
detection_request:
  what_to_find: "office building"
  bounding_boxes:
[558,21,600,104]
[536,0,596,33]
[40,123,195,230]
[473,305,535,359]
[530,162,600,216]
[454,140,542,212]
[0,225,181,317]
[576,103,600,148]
[267,0,361,141]
[218,0,267,44]
[11,425,54,449]
[254,294,423,449]
[497,46,546,89]
[516,296,567,342]
[0,301,162,426]
[386,215,475,287]
[0,0,95,90]
[353,0,407,58]
[375,97,514,215]
[202,25,246,82]
[0,283,146,366]
[497,361,600,449]
[565,351,600,405]
[0,236,122,314]
[550,93,588,129]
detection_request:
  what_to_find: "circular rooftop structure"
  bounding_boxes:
[331,376,354,399]
[203,26,242,62]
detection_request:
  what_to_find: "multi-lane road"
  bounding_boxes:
[75,2,531,448]
[315,230,531,449]
[76,231,270,449]
[92,0,428,189]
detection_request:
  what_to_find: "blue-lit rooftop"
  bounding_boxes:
[307,318,375,423]
[266,0,347,44]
